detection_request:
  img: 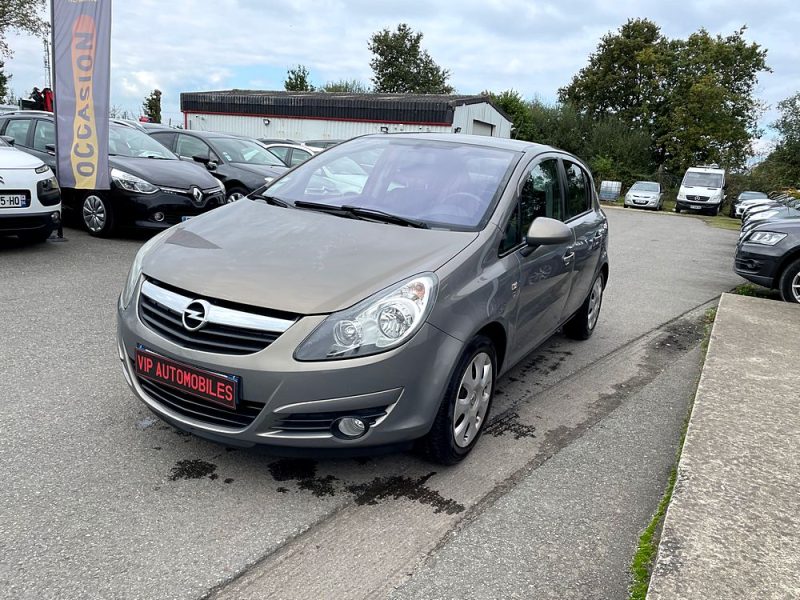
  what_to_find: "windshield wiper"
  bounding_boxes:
[256,195,290,208]
[293,201,428,229]
[341,205,429,229]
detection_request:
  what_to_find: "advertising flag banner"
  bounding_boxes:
[52,0,112,189]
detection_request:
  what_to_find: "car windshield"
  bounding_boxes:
[631,182,659,192]
[109,125,176,159]
[211,137,285,167]
[683,172,723,188]
[262,137,519,230]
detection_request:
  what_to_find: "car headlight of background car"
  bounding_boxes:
[295,273,438,361]
[35,164,51,175]
[120,230,170,309]
[746,231,787,246]
[111,168,159,194]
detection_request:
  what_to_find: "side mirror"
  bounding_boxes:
[1,135,15,146]
[206,161,218,172]
[526,217,573,247]
[45,143,56,155]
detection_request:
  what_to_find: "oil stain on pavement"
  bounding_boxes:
[346,473,465,515]
[169,459,218,481]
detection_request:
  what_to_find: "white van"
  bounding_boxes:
[675,165,726,215]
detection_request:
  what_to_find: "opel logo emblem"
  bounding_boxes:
[182,300,210,331]
[191,186,203,205]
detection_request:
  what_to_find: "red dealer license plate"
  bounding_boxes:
[135,347,239,410]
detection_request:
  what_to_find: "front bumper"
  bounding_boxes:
[0,210,60,235]
[676,199,721,211]
[117,292,463,449]
[734,242,784,288]
[113,188,226,230]
[624,196,659,208]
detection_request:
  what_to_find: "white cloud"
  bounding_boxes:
[2,0,798,133]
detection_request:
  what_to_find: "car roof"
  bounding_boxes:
[362,132,560,155]
[0,110,53,117]
[179,129,241,140]
[686,166,725,174]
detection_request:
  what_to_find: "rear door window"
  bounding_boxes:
[563,161,591,220]
[33,120,55,152]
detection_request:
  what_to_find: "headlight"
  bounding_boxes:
[677,193,686,200]
[111,168,159,194]
[120,230,170,309]
[295,273,438,361]
[747,231,787,246]
[35,164,51,174]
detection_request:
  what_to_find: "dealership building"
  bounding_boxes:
[179,91,513,142]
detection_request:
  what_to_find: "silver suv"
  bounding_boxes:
[117,134,609,464]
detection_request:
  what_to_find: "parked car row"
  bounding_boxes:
[734,191,800,303]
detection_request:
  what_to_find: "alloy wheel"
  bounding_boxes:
[452,352,493,448]
[227,192,245,203]
[587,276,604,330]
[83,195,107,233]
[792,272,800,303]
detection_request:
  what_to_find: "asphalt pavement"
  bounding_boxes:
[0,208,743,599]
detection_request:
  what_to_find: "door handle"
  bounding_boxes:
[563,251,575,266]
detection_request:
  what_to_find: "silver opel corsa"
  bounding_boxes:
[117,134,609,464]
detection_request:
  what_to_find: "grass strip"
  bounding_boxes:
[628,306,717,599]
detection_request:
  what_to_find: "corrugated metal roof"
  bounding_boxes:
[180,90,507,125]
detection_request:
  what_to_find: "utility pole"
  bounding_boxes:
[43,38,52,89]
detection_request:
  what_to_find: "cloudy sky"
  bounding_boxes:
[5,0,799,146]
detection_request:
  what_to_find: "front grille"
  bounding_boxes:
[138,280,297,355]
[273,406,389,433]
[138,376,263,428]
[686,195,710,202]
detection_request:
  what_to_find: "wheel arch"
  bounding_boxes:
[473,321,508,373]
[774,248,800,288]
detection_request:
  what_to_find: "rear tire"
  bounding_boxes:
[778,258,800,303]
[564,272,605,340]
[421,335,496,465]
[82,193,116,237]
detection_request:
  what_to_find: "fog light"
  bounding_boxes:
[51,211,60,223]
[153,212,165,222]
[333,417,367,439]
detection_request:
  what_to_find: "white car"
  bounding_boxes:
[0,135,61,243]
[624,181,663,210]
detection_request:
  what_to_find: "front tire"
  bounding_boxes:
[674,206,681,214]
[82,193,115,237]
[778,258,800,303]
[564,272,605,340]
[226,187,248,203]
[421,335,496,465]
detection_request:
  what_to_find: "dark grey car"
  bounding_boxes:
[149,129,288,203]
[117,134,609,464]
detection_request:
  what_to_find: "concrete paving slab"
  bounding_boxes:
[647,294,800,599]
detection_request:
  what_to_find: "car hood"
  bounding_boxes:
[110,156,219,189]
[752,216,800,233]
[0,147,45,170]
[230,162,288,179]
[629,191,659,198]
[142,200,479,314]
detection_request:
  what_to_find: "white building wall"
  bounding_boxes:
[185,113,452,141]
[185,101,512,141]
[452,104,512,138]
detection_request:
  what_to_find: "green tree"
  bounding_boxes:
[368,23,453,94]
[559,18,669,127]
[484,90,535,140]
[284,65,314,92]
[0,60,10,102]
[0,0,48,57]
[752,92,800,188]
[142,89,162,123]
[560,20,769,174]
[321,79,369,93]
